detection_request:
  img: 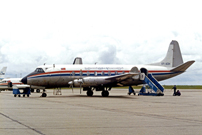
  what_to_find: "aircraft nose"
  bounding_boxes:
[21,76,27,84]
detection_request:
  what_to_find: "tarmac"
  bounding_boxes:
[0,88,202,135]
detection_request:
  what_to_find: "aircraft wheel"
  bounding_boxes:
[42,93,47,97]
[31,89,34,93]
[36,89,40,93]
[102,91,109,97]
[14,94,17,97]
[87,90,93,96]
[18,95,21,97]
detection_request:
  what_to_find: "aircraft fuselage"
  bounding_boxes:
[22,64,180,88]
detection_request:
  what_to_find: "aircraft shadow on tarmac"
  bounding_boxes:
[35,94,137,99]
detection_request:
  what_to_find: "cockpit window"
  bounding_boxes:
[35,68,44,72]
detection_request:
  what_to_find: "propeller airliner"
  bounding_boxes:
[21,40,195,97]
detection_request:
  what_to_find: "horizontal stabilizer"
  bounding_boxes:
[171,60,195,72]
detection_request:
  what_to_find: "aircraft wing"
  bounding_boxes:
[105,73,139,82]
[15,84,31,89]
[15,85,46,89]
[105,66,139,82]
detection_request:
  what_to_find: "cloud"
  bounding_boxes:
[98,45,118,64]
[0,0,201,84]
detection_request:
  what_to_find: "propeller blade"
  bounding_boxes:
[71,85,74,93]
[80,83,81,94]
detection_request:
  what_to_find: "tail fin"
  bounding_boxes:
[0,67,7,80]
[151,40,183,67]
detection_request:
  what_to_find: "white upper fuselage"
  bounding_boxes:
[25,64,178,88]
[40,64,171,72]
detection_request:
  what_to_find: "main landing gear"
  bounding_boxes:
[101,90,109,97]
[85,87,111,97]
[41,89,47,97]
[101,87,111,97]
[84,87,94,96]
[87,90,93,96]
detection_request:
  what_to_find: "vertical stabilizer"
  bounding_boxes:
[0,67,7,80]
[150,40,183,67]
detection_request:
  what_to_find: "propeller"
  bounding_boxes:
[68,81,74,93]
[77,79,83,94]
[80,83,82,94]
[71,85,74,93]
[68,79,83,94]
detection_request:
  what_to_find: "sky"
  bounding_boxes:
[0,0,201,85]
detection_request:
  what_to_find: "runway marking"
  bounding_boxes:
[0,112,45,135]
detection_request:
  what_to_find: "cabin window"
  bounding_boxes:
[87,71,90,76]
[80,71,83,76]
[94,71,97,76]
[101,71,104,76]
[115,71,118,75]
[122,71,125,74]
[108,71,111,76]
[72,71,75,76]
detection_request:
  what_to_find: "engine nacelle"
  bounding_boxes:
[83,77,110,87]
[68,79,83,87]
[73,79,83,87]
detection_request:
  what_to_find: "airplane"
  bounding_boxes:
[0,77,45,93]
[0,58,83,94]
[0,67,7,80]
[0,67,7,90]
[21,40,195,97]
